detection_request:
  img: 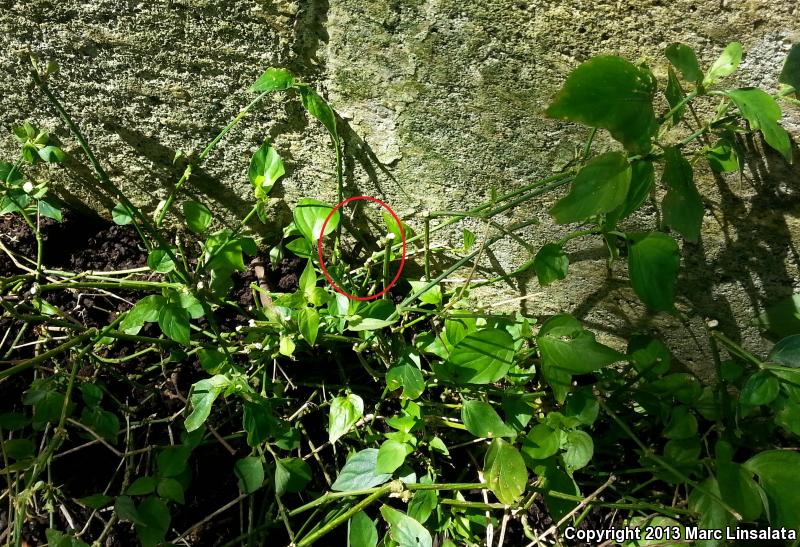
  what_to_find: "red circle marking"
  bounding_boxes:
[317,196,406,301]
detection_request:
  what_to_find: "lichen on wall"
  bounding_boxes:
[1,0,798,370]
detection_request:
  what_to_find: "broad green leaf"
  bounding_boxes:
[3,438,34,460]
[661,147,703,242]
[0,161,22,184]
[561,430,593,473]
[114,496,144,526]
[328,393,364,444]
[380,505,432,547]
[550,152,632,224]
[628,232,680,312]
[112,202,134,225]
[768,334,800,368]
[294,198,340,243]
[37,145,65,163]
[717,460,762,521]
[120,294,167,334]
[147,249,175,274]
[275,457,312,496]
[386,350,425,400]
[243,400,276,447]
[297,307,320,346]
[157,445,191,478]
[727,88,792,162]
[298,84,338,140]
[546,56,657,154]
[665,43,702,83]
[624,516,685,546]
[522,424,560,461]
[157,303,190,345]
[705,138,741,173]
[688,478,734,543]
[533,243,568,286]
[779,43,800,97]
[250,67,295,92]
[157,478,185,504]
[537,314,622,402]
[537,460,580,521]
[739,371,779,406]
[135,496,170,547]
[185,375,230,432]
[605,159,655,227]
[704,42,742,86]
[248,141,284,199]
[347,300,398,331]
[286,237,313,258]
[234,456,264,494]
[744,450,800,529]
[408,488,437,524]
[664,406,698,439]
[45,529,90,547]
[484,438,528,505]
[757,295,800,339]
[182,201,212,234]
[299,260,317,298]
[175,291,204,319]
[442,328,515,384]
[664,67,685,125]
[376,440,407,474]
[331,448,392,491]
[348,511,378,547]
[408,280,442,306]
[38,199,62,222]
[564,388,599,426]
[461,400,516,438]
[77,494,113,509]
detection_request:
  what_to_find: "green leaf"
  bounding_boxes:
[550,152,632,224]
[243,400,275,446]
[38,145,65,163]
[628,232,680,312]
[348,511,378,547]
[779,43,800,97]
[664,406,698,440]
[756,295,800,339]
[328,393,364,444]
[331,448,392,491]
[717,460,762,521]
[386,350,425,400]
[147,249,176,274]
[408,489,438,524]
[739,371,779,406]
[275,457,312,496]
[408,280,442,306]
[38,199,62,222]
[157,445,191,477]
[561,430,593,473]
[664,67,686,125]
[157,478,185,504]
[77,494,113,509]
[3,438,34,460]
[112,202,134,225]
[250,67,295,93]
[744,450,800,529]
[484,438,528,505]
[545,56,657,154]
[705,138,742,173]
[0,161,22,184]
[157,303,190,345]
[135,496,170,547]
[726,88,792,163]
[115,496,144,526]
[297,84,338,140]
[537,314,622,402]
[294,198,340,243]
[249,141,285,199]
[380,506,431,547]
[45,529,90,547]
[442,328,515,384]
[120,295,165,335]
[565,388,599,426]
[689,478,734,542]
[297,307,320,346]
[768,334,800,368]
[185,375,230,432]
[182,201,212,234]
[299,260,317,297]
[522,424,561,461]
[605,159,655,227]
[661,147,703,242]
[234,456,264,494]
[704,42,742,86]
[376,440,408,474]
[461,400,516,438]
[665,43,702,83]
[533,243,568,286]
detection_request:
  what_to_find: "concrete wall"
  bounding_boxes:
[1,0,799,370]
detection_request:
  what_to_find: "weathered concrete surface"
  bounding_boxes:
[1,0,799,369]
